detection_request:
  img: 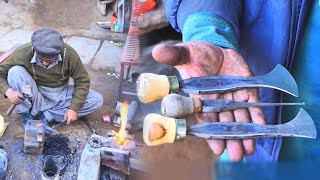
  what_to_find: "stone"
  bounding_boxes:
[0,149,7,180]
[0,29,33,52]
[91,41,123,73]
[66,36,101,64]
[77,143,101,180]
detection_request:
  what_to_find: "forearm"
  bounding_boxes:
[69,81,90,113]
[165,0,241,51]
[67,50,91,113]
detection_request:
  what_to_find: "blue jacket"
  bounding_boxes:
[163,0,313,161]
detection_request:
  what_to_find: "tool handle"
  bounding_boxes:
[161,94,202,118]
[143,114,186,146]
[6,104,16,116]
[136,73,178,103]
[188,109,316,139]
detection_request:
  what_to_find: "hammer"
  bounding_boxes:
[143,109,317,146]
[136,65,298,103]
[6,81,32,116]
[161,94,305,118]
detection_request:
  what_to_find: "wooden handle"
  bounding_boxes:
[143,113,187,146]
[161,94,202,118]
[143,114,177,146]
[6,104,16,116]
[136,73,171,103]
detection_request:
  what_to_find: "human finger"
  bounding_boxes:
[247,89,266,125]
[152,44,190,66]
[233,89,255,156]
[219,92,244,161]
[196,113,226,155]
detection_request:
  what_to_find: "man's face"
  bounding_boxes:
[37,56,57,67]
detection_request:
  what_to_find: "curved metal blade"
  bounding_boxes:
[187,108,316,139]
[253,65,299,97]
[180,65,299,97]
[202,99,305,113]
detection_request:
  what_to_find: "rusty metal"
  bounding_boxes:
[23,120,45,154]
[41,155,60,180]
[117,0,147,101]
[81,119,98,135]
[100,148,130,175]
[88,137,102,148]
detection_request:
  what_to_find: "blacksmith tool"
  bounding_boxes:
[52,121,67,129]
[42,125,61,135]
[143,108,316,146]
[137,65,298,103]
[6,81,32,116]
[81,118,98,135]
[161,94,305,118]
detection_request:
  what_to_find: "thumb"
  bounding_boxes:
[152,44,190,66]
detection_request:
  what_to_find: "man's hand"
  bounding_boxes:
[152,42,266,161]
[5,88,25,104]
[65,109,78,125]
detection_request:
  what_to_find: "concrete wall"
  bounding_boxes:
[0,0,124,40]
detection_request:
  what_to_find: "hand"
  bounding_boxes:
[5,88,25,104]
[152,42,266,161]
[64,109,78,125]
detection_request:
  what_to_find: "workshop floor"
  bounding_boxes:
[0,0,216,179]
[0,65,216,180]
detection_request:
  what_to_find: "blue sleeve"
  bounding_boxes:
[164,0,242,51]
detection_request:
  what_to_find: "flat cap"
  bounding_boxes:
[31,28,64,59]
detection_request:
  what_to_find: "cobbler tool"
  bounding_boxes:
[161,94,305,118]
[143,109,316,146]
[137,65,298,103]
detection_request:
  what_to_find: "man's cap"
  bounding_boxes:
[31,28,64,59]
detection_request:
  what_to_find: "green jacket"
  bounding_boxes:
[0,43,90,113]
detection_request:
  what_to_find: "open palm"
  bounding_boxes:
[152,41,266,161]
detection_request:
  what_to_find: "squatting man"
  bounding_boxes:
[0,28,103,128]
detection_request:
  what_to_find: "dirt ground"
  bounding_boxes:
[0,65,216,180]
[0,0,125,41]
[0,0,216,179]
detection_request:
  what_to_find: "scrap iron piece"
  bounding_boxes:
[24,120,45,154]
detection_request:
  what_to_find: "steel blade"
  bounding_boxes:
[180,65,298,97]
[187,108,316,139]
[201,99,305,113]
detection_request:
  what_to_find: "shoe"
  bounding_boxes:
[21,111,33,127]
